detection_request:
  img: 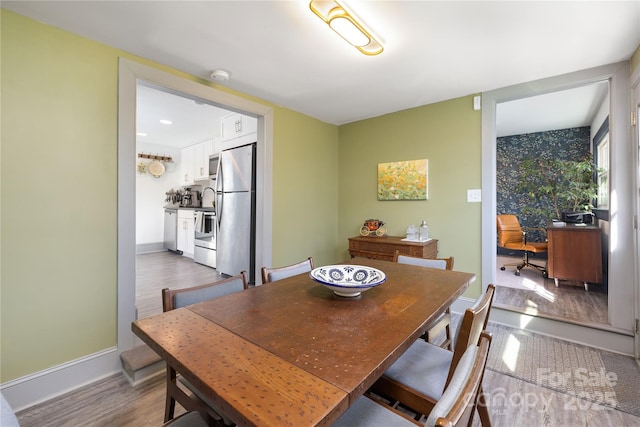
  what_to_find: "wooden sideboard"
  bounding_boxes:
[348,236,438,261]
[546,224,602,290]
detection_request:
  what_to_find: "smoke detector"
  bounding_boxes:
[210,69,230,81]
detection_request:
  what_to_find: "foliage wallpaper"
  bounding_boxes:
[496,127,591,242]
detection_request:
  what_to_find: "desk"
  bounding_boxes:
[546,224,602,290]
[348,236,438,261]
[132,258,474,426]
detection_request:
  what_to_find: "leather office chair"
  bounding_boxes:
[161,272,249,425]
[393,250,455,350]
[372,285,495,427]
[334,333,492,427]
[261,257,314,284]
[496,214,548,277]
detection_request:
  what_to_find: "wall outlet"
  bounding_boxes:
[467,189,481,203]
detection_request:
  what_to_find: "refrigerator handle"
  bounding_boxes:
[216,192,223,226]
[215,154,224,226]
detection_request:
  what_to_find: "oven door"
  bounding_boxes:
[195,212,216,249]
[194,212,216,268]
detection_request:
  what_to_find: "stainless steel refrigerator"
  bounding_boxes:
[215,143,256,283]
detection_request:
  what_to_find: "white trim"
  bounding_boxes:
[118,58,274,355]
[450,299,634,356]
[0,348,120,412]
[630,63,640,361]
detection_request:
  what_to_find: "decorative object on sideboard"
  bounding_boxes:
[419,219,429,241]
[359,219,387,237]
[377,159,428,201]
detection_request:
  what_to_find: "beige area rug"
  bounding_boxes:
[485,322,640,417]
[495,255,548,291]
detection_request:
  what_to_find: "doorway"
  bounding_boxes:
[117,58,274,352]
[493,81,610,326]
[481,62,637,355]
[134,83,229,319]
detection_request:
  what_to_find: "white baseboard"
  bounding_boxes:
[0,347,121,412]
[451,297,634,356]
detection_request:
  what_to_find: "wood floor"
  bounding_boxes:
[15,361,640,426]
[136,250,223,319]
[494,255,609,326]
[14,252,636,426]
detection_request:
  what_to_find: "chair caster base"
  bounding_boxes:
[500,267,506,271]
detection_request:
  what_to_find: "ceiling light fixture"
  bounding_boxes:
[309,0,383,56]
[159,119,173,125]
[210,69,230,81]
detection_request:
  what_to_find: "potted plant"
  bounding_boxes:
[518,157,599,222]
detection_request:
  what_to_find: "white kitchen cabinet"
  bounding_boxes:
[221,113,257,141]
[177,209,195,257]
[193,139,214,181]
[180,145,195,185]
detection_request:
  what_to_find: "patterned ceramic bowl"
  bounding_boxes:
[310,265,386,297]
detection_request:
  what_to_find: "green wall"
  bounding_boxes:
[631,44,640,74]
[0,9,340,382]
[337,97,483,297]
[271,109,340,267]
[7,7,598,385]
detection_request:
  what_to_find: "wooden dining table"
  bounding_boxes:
[132,257,475,427]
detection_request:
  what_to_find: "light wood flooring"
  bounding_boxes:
[14,251,639,426]
[15,360,640,426]
[494,255,609,326]
[136,250,223,319]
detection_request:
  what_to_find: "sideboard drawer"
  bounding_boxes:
[348,236,438,261]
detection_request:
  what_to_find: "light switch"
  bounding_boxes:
[467,189,481,203]
[473,96,481,111]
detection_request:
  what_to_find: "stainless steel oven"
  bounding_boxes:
[194,210,216,268]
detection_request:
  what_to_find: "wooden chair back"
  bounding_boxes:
[162,272,248,312]
[496,214,524,247]
[393,250,454,270]
[427,332,492,427]
[446,284,495,388]
[261,257,314,284]
[160,272,248,425]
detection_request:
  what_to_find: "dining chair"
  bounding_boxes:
[161,411,208,427]
[393,250,455,350]
[372,284,495,427]
[496,214,548,278]
[333,332,492,427]
[161,272,249,425]
[260,256,314,284]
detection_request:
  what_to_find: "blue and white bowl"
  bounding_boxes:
[310,265,386,297]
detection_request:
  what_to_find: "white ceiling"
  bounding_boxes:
[496,80,610,137]
[4,1,639,132]
[136,83,230,147]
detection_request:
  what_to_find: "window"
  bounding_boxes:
[596,134,609,207]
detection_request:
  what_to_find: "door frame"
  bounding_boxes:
[480,62,636,355]
[631,62,640,362]
[117,58,273,353]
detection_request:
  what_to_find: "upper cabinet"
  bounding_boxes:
[181,138,218,184]
[194,138,215,181]
[180,145,195,185]
[221,113,257,142]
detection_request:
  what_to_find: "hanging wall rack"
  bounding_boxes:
[137,153,173,162]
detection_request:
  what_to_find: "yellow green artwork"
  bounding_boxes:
[377,159,428,201]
